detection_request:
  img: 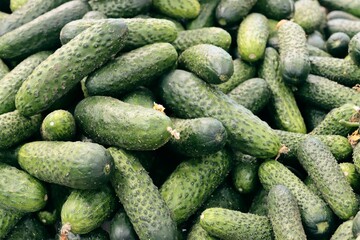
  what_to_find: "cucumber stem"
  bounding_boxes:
[275,144,289,160]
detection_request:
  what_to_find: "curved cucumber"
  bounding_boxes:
[188,221,217,240]
[186,0,219,30]
[327,10,360,21]
[88,0,151,18]
[153,0,201,20]
[216,0,257,26]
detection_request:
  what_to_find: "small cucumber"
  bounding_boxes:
[253,0,294,20]
[109,208,137,240]
[216,0,257,26]
[340,162,360,193]
[318,0,360,18]
[153,0,201,20]
[231,152,259,194]
[186,0,219,30]
[326,32,350,58]
[0,208,24,239]
[88,0,151,18]
[6,216,49,240]
[121,86,156,109]
[349,32,360,65]
[327,19,360,38]
[293,0,325,34]
[330,219,354,240]
[41,110,76,141]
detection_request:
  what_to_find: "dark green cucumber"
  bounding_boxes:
[166,117,227,157]
[216,58,257,93]
[186,0,219,30]
[249,188,269,216]
[200,208,273,240]
[153,0,200,20]
[0,51,51,115]
[295,74,360,110]
[297,137,358,219]
[18,141,114,189]
[15,20,128,117]
[352,143,360,176]
[237,13,269,63]
[63,228,110,240]
[74,96,173,151]
[293,0,325,34]
[0,145,21,167]
[330,219,354,240]
[253,0,294,20]
[307,44,332,57]
[41,110,76,141]
[303,176,323,199]
[121,86,156,109]
[227,78,271,114]
[216,0,257,26]
[353,211,360,239]
[258,160,335,239]
[340,162,360,193]
[160,149,231,224]
[327,11,360,21]
[259,47,307,133]
[6,216,49,240]
[0,208,24,239]
[82,11,107,20]
[0,110,41,149]
[0,0,70,36]
[0,163,47,212]
[159,70,282,159]
[326,32,350,58]
[110,208,137,240]
[301,105,328,131]
[0,0,90,59]
[327,19,360,38]
[318,0,360,18]
[275,130,352,161]
[61,185,116,234]
[109,147,177,240]
[231,152,259,194]
[172,27,231,52]
[85,43,177,97]
[0,59,9,79]
[307,31,326,50]
[349,32,360,65]
[267,185,307,240]
[88,0,151,18]
[277,20,310,86]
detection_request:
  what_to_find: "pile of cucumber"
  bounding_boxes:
[1,0,360,239]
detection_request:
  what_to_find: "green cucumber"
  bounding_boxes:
[352,143,360,177]
[303,176,323,199]
[248,188,269,216]
[307,44,332,57]
[109,147,177,240]
[327,19,360,38]
[186,0,219,30]
[187,220,217,240]
[18,141,114,189]
[0,145,21,167]
[293,0,325,34]
[10,0,28,11]
[0,51,51,115]
[41,110,76,141]
[352,211,360,239]
[82,11,107,20]
[330,219,354,240]
[121,86,156,109]
[15,19,128,117]
[74,96,173,151]
[215,0,257,26]
[237,13,269,63]
[85,43,177,97]
[0,12,8,20]
[153,0,200,20]
[318,0,360,18]
[0,208,24,239]
[326,32,350,58]
[259,47,307,133]
[63,228,110,240]
[301,105,328,131]
[6,216,49,240]
[253,0,294,20]
[166,117,227,157]
[0,0,90,59]
[0,59,9,79]
[327,11,360,21]
[307,31,326,50]
[61,185,116,234]
[110,208,137,240]
[88,0,151,18]
[297,136,358,219]
[159,69,282,159]
[340,162,360,193]
[200,208,273,240]
[267,185,307,240]
[349,32,360,65]
[231,152,259,194]
[258,160,335,239]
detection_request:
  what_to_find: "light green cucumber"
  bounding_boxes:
[186,0,219,30]
[10,0,28,11]
[0,59,9,79]
[352,143,360,177]
[340,162,360,193]
[330,219,355,240]
[88,0,151,18]
[187,220,217,240]
[153,0,201,20]
[41,110,76,141]
[293,0,325,34]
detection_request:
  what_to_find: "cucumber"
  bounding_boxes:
[15,20,128,117]
[158,70,282,159]
[37,210,57,226]
[327,19,360,38]
[74,96,173,151]
[248,188,269,216]
[253,0,294,20]
[0,0,90,59]
[178,44,233,84]
[6,216,49,240]
[258,160,335,239]
[82,11,107,20]
[215,0,257,26]
[259,47,307,133]
[301,105,328,131]
[227,78,271,114]
[327,11,360,21]
[277,20,310,86]
[0,208,24,239]
[88,0,151,18]
[297,136,358,220]
[172,27,231,52]
[330,220,354,240]
[10,0,29,11]
[307,30,326,50]
[63,228,110,240]
[110,208,137,240]
[85,43,177,98]
[200,208,273,240]
[187,220,217,240]
[349,32,360,65]
[352,143,360,177]
[340,162,360,193]
[160,149,231,224]
[293,0,325,34]
[153,0,200,20]
[109,147,177,240]
[186,0,219,30]
[237,13,269,63]
[326,32,350,58]
[231,152,259,194]
[121,87,156,109]
[0,59,9,79]
[0,145,21,167]
[0,0,70,36]
[41,110,76,141]
[0,110,41,150]
[307,44,332,57]
[166,117,227,157]
[61,185,116,234]
[353,211,360,239]
[0,163,47,212]
[18,141,114,189]
[318,0,360,18]
[0,51,51,115]
[267,185,307,240]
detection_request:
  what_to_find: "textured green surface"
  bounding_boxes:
[110,208,137,240]
[15,20,128,117]
[159,70,281,159]
[302,105,327,131]
[186,0,219,30]
[109,147,177,240]
[249,188,269,216]
[188,221,217,240]
[153,0,201,20]
[0,207,24,239]
[18,141,114,189]
[216,0,257,26]
[293,0,325,33]
[327,19,360,38]
[326,32,350,58]
[121,86,155,109]
[253,0,294,20]
[349,32,360,65]
[327,10,360,21]
[0,58,9,79]
[6,216,49,240]
[82,10,107,20]
[352,211,360,238]
[10,0,28,11]
[88,0,151,17]
[352,143,360,176]
[307,44,331,57]
[318,0,360,18]
[41,110,76,141]
[330,220,354,240]
[231,152,259,194]
[340,163,360,193]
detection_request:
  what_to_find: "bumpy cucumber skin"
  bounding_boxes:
[216,58,257,94]
[89,0,151,18]
[41,110,76,141]
[61,185,116,234]
[0,0,70,36]
[259,47,307,133]
[178,44,233,84]
[307,44,331,57]
[352,211,360,238]
[253,0,294,20]
[216,0,257,26]
[6,216,49,240]
[86,43,177,97]
[0,208,24,239]
[109,147,178,240]
[18,141,114,189]
[268,185,307,240]
[327,19,360,38]
[186,0,219,30]
[121,86,156,109]
[172,27,231,52]
[0,51,51,115]
[349,32,360,65]
[227,78,270,114]
[330,219,354,240]
[167,117,227,157]
[0,110,41,150]
[297,137,358,220]
[295,74,360,110]
[74,96,173,151]
[249,188,269,216]
[0,145,21,167]
[153,0,201,20]
[278,20,310,86]
[237,13,269,63]
[0,0,90,59]
[318,0,360,18]
[82,11,107,20]
[326,32,350,58]
[188,221,217,240]
[293,0,325,34]
[231,152,259,194]
[340,163,360,193]
[200,208,273,240]
[0,59,9,79]
[159,70,281,159]
[160,149,231,224]
[110,208,137,240]
[258,160,335,239]
[0,163,47,213]
[352,143,360,176]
